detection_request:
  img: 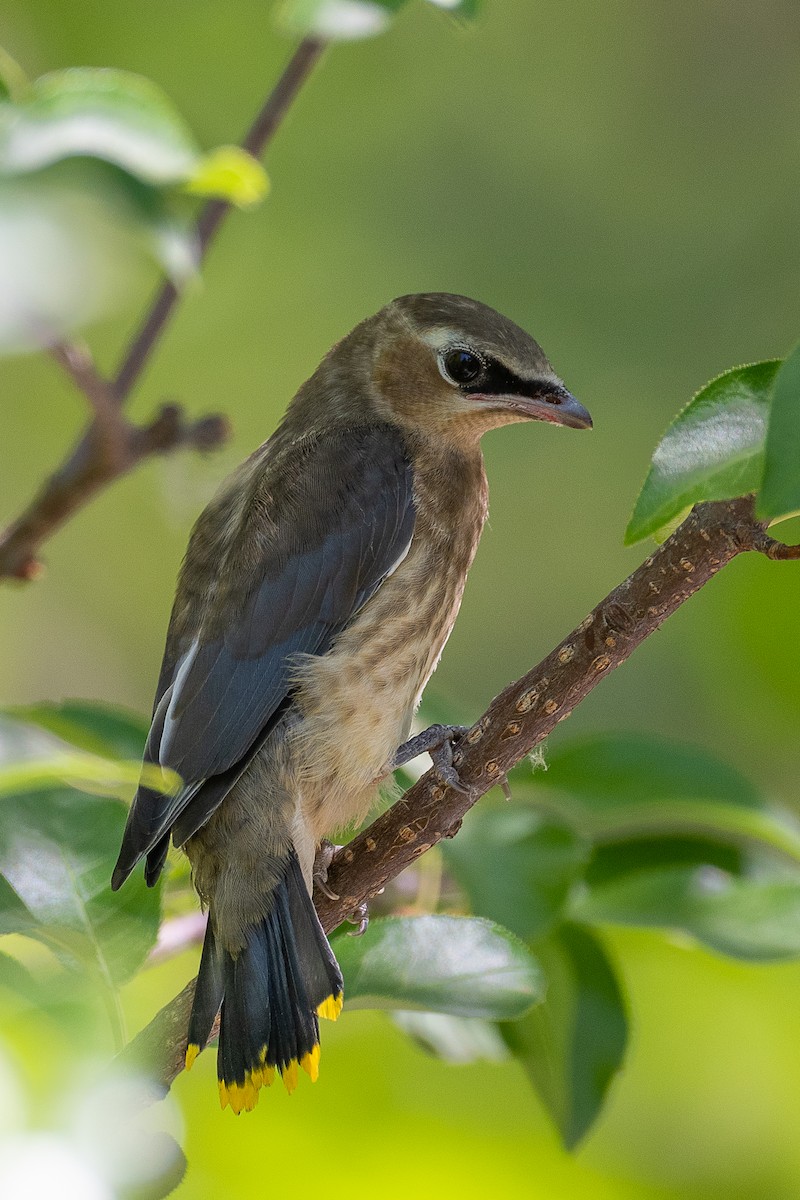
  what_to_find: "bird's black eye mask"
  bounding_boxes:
[440,346,561,403]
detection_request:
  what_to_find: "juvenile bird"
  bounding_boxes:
[112,293,591,1112]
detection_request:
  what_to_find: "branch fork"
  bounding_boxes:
[0,39,326,584]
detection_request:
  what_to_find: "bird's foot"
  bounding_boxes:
[315,841,371,933]
[313,839,342,901]
[346,900,370,937]
[392,724,471,794]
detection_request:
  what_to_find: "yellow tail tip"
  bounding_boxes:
[185,1043,200,1072]
[219,1064,278,1113]
[301,1045,321,1083]
[282,1060,299,1095]
[242,1078,260,1112]
[317,991,343,1022]
[218,1046,320,1111]
[227,1082,244,1116]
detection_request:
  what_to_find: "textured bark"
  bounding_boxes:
[117,495,798,1092]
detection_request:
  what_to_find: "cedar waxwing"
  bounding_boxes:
[112,293,591,1113]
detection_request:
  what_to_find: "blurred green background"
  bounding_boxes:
[2,1,800,1196]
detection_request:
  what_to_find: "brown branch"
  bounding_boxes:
[0,404,231,582]
[49,341,128,470]
[748,526,800,560]
[0,38,327,584]
[117,495,799,1092]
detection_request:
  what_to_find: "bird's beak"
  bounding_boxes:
[477,383,593,430]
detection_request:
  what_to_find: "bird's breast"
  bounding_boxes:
[290,466,487,840]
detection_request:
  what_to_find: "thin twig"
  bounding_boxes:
[0,405,231,582]
[49,341,128,470]
[114,38,326,403]
[0,39,327,584]
[749,526,800,560]
[116,495,799,1092]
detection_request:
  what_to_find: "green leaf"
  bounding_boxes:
[586,835,745,887]
[332,915,544,1019]
[0,67,267,351]
[0,873,36,936]
[503,924,627,1149]
[442,799,590,941]
[625,360,780,544]
[0,751,151,799]
[392,1010,509,1063]
[0,67,266,210]
[0,711,177,801]
[529,732,800,867]
[0,787,160,987]
[0,68,199,183]
[0,46,28,103]
[757,342,800,520]
[573,865,800,962]
[278,0,399,40]
[0,947,47,1006]
[5,700,148,760]
[535,732,762,811]
[185,146,269,208]
[592,803,800,865]
[0,945,101,1038]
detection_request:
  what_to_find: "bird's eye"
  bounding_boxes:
[442,348,484,386]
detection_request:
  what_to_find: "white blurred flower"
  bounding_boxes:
[0,1133,112,1200]
[281,0,391,41]
[0,178,143,356]
[0,1060,184,1200]
[67,1072,184,1193]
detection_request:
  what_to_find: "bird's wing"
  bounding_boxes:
[112,423,415,888]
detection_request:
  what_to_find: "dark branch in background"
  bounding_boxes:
[118,495,799,1093]
[113,38,326,401]
[0,38,326,584]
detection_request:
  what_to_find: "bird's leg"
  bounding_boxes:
[392,724,471,794]
[313,839,341,901]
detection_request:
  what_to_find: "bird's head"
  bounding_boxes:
[365,292,592,444]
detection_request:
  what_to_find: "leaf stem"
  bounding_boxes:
[101,978,128,1053]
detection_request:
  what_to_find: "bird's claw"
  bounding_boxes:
[315,840,370,932]
[429,737,471,796]
[313,839,341,901]
[346,901,370,937]
[393,723,471,794]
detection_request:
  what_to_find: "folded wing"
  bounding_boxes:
[112,423,416,890]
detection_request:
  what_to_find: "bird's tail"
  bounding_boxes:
[185,851,343,1113]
